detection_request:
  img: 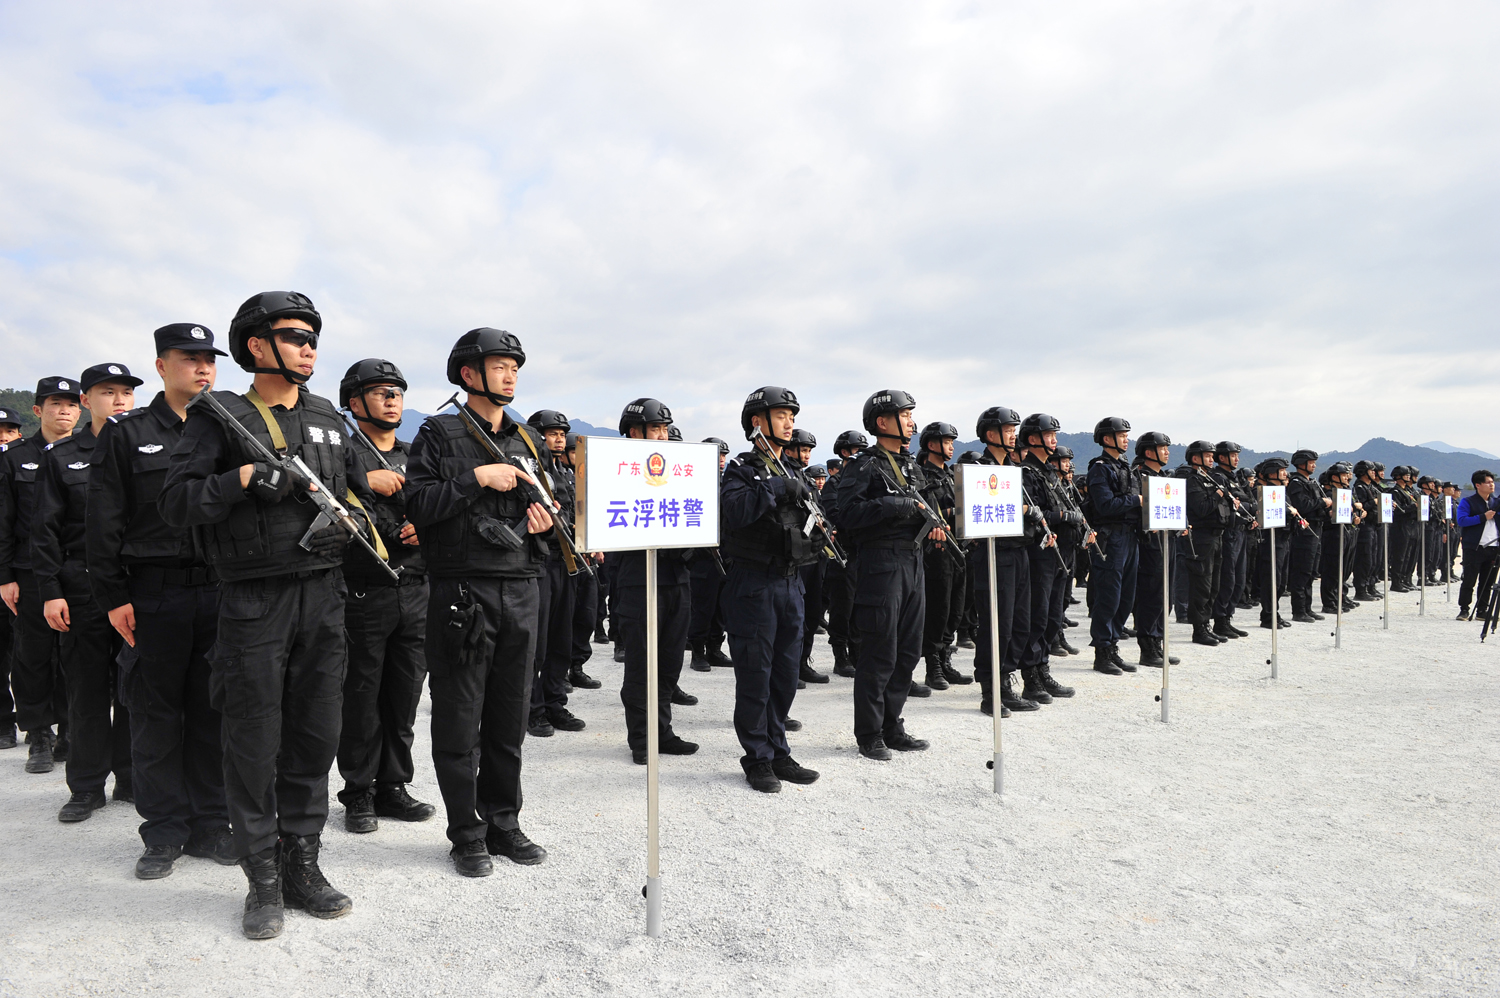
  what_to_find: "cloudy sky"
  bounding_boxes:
[1,1,1496,458]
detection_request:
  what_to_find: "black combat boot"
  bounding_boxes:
[689,641,712,672]
[592,623,610,644]
[24,728,54,774]
[907,679,932,698]
[612,642,626,663]
[1037,664,1074,698]
[923,655,949,691]
[1160,639,1180,666]
[340,787,378,833]
[704,640,733,668]
[1193,624,1221,646]
[240,845,284,940]
[831,641,856,678]
[1093,644,1123,675]
[280,835,353,919]
[184,824,237,865]
[1020,668,1052,704]
[0,723,15,749]
[374,783,437,822]
[670,686,698,706]
[800,657,830,684]
[135,844,183,880]
[450,839,493,878]
[1110,643,1137,672]
[568,666,601,689]
[1213,618,1240,640]
[1000,671,1040,711]
[941,646,973,685]
[1138,638,1164,667]
[487,825,548,865]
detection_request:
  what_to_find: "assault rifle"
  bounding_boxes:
[339,408,398,473]
[189,387,400,582]
[750,428,848,568]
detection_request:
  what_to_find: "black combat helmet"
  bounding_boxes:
[228,291,322,384]
[1093,416,1130,446]
[861,389,917,442]
[339,358,408,430]
[446,328,526,405]
[619,398,673,437]
[740,386,800,444]
[1135,431,1172,460]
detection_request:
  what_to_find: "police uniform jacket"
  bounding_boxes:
[86,393,209,612]
[344,433,425,588]
[833,445,932,553]
[1287,471,1330,531]
[404,406,546,580]
[158,387,353,583]
[1183,464,1233,531]
[1085,453,1138,531]
[31,427,101,602]
[0,431,66,585]
[720,449,820,577]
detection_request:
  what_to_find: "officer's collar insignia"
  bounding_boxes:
[67,461,89,470]
[138,443,165,454]
[21,462,38,469]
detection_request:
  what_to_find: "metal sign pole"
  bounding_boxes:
[1419,517,1427,616]
[1160,531,1170,722]
[1269,526,1278,678]
[644,548,661,938]
[1382,522,1390,631]
[1335,526,1344,649]
[1447,515,1453,602]
[986,537,1003,794]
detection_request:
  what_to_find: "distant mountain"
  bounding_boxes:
[1418,440,1498,460]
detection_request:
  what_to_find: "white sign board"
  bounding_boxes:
[574,437,720,552]
[1143,476,1187,531]
[1335,488,1353,525]
[1380,493,1393,524]
[1260,485,1286,530]
[1445,495,1453,520]
[953,464,1024,539]
[1420,495,1430,522]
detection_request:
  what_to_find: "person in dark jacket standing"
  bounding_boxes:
[561,431,606,689]
[1352,461,1384,602]
[334,359,437,835]
[1211,442,1252,638]
[823,429,869,678]
[780,427,831,688]
[403,329,556,880]
[719,387,822,793]
[1085,416,1141,673]
[1015,414,1082,699]
[1182,440,1235,646]
[688,438,733,674]
[1130,432,1178,668]
[34,363,141,821]
[1317,462,1363,615]
[608,398,701,766]
[0,379,81,774]
[835,390,942,760]
[0,406,22,750]
[917,421,970,691]
[1286,449,1331,623]
[1455,470,1498,619]
[88,325,234,877]
[160,292,360,938]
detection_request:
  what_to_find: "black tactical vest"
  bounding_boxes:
[720,452,820,574]
[198,389,351,581]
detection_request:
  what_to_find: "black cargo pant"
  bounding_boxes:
[1184,529,1223,626]
[1399,521,1421,584]
[0,610,12,731]
[1354,524,1379,592]
[1214,527,1245,621]
[426,574,538,846]
[970,543,1030,696]
[1134,532,1166,640]
[799,556,826,663]
[921,544,964,660]
[1319,526,1350,610]
[211,570,346,859]
[1088,528,1138,648]
[10,569,64,735]
[1023,546,1065,666]
[338,576,428,796]
[123,572,226,847]
[1257,530,1291,620]
[56,568,131,797]
[688,561,726,649]
[825,560,858,661]
[852,543,924,747]
[571,566,599,669]
[617,581,689,754]
[1289,529,1321,610]
[723,564,803,771]
[530,555,574,718]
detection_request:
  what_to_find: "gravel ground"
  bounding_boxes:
[2,582,1496,998]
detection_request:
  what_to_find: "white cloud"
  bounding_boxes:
[0,0,1496,457]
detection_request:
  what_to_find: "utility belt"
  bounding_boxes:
[349,569,427,592]
[860,539,923,552]
[126,563,218,589]
[733,558,802,580]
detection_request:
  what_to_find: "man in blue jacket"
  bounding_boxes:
[1455,470,1498,620]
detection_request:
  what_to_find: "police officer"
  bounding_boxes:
[1015,414,1082,701]
[561,431,606,689]
[611,398,700,765]
[1352,461,1383,601]
[0,406,21,750]
[334,360,437,834]
[720,387,822,792]
[781,428,831,686]
[824,430,869,679]
[1319,462,1363,614]
[1182,440,1235,646]
[967,407,1039,716]
[1392,467,1422,591]
[34,362,140,821]
[1086,416,1141,673]
[521,408,588,739]
[1286,449,1331,622]
[834,391,941,759]
[1047,446,1083,658]
[88,326,233,877]
[160,292,358,937]
[1130,432,1179,667]
[1253,458,1295,629]
[1,378,80,774]
[688,438,733,673]
[1211,443,1253,639]
[917,421,971,691]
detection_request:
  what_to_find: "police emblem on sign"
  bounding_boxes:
[987,473,999,496]
[645,452,668,487]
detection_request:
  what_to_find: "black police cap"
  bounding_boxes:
[154,323,227,356]
[80,363,144,392]
[35,376,81,401]
[0,408,21,427]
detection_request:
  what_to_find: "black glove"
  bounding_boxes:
[1025,506,1047,530]
[776,477,811,504]
[1064,510,1086,529]
[306,522,353,558]
[246,462,293,503]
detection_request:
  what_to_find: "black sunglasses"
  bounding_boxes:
[274,329,319,350]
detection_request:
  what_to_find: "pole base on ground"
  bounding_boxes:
[1159,687,1169,723]
[646,876,662,937]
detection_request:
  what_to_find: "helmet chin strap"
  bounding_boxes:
[354,389,402,431]
[470,366,512,407]
[254,337,310,386]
